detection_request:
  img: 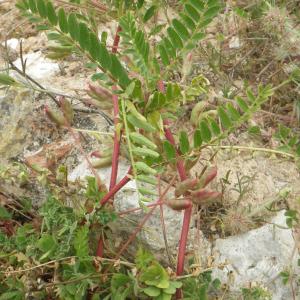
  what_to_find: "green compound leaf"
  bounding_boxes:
[143,5,157,23]
[78,22,90,50]
[163,140,176,160]
[68,13,79,40]
[217,107,232,129]
[199,120,212,142]
[46,1,57,26]
[179,131,190,154]
[194,129,202,148]
[74,225,89,258]
[36,0,47,18]
[172,19,189,40]
[58,8,68,33]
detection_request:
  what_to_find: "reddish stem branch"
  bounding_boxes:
[96,25,122,258]
[110,89,121,191]
[118,200,163,216]
[95,236,104,257]
[109,25,122,191]
[115,176,176,259]
[100,168,132,205]
[158,81,191,299]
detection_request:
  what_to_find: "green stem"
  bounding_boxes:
[208,145,295,158]
[121,99,138,180]
[271,79,291,92]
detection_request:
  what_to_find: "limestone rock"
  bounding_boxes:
[212,211,299,299]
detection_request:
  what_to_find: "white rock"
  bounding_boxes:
[229,36,240,49]
[68,159,183,253]
[12,51,60,80]
[212,211,299,299]
[2,38,19,51]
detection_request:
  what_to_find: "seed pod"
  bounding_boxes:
[59,97,74,124]
[139,187,157,196]
[129,132,157,150]
[83,97,114,110]
[137,174,156,185]
[127,114,156,132]
[190,101,206,126]
[91,148,113,158]
[175,178,199,197]
[88,83,112,101]
[46,52,70,60]
[132,147,160,158]
[165,199,192,211]
[190,188,221,205]
[44,105,65,127]
[126,101,147,122]
[197,110,218,127]
[92,156,112,168]
[135,162,157,175]
[197,166,218,188]
[203,166,217,187]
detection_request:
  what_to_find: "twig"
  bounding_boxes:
[73,128,114,136]
[1,256,76,275]
[208,145,295,158]
[158,81,191,299]
[8,59,59,106]
[95,25,123,259]
[158,175,173,266]
[100,168,132,205]
[44,273,113,287]
[109,25,122,192]
[115,176,177,259]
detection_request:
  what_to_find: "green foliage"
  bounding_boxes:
[0,73,18,86]
[284,209,298,228]
[192,85,274,149]
[119,13,150,77]
[182,270,221,300]
[85,176,105,202]
[17,0,130,87]
[0,206,11,220]
[157,0,221,67]
[279,270,290,285]
[136,248,182,300]
[0,190,107,299]
[15,0,275,207]
[74,225,90,258]
[274,124,300,159]
[0,278,26,300]
[241,286,272,300]
[9,1,290,298]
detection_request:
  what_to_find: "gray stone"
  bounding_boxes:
[12,51,59,80]
[68,159,183,256]
[212,210,299,299]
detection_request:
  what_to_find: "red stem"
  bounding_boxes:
[100,168,132,205]
[109,25,122,191]
[96,25,122,258]
[109,88,121,191]
[96,237,104,257]
[159,81,191,299]
[114,176,176,259]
